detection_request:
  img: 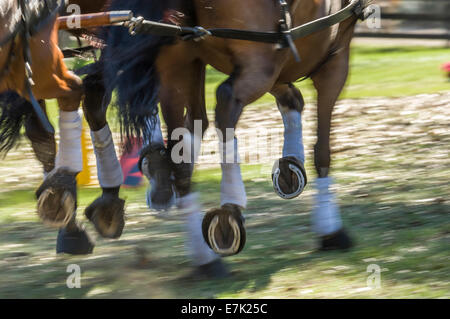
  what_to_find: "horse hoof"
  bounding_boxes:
[36,168,78,228]
[139,144,176,211]
[85,195,125,239]
[202,204,246,257]
[320,228,354,251]
[146,186,176,211]
[272,157,307,200]
[56,225,95,255]
[189,259,231,280]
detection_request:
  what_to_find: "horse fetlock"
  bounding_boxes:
[85,194,125,239]
[202,204,246,257]
[272,156,307,200]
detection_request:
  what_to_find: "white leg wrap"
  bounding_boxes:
[55,111,82,173]
[312,177,343,236]
[281,109,305,164]
[178,193,218,266]
[219,138,247,208]
[91,124,123,188]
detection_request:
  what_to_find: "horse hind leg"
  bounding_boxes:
[140,115,176,211]
[311,47,353,251]
[82,70,125,239]
[270,83,307,200]
[157,55,229,279]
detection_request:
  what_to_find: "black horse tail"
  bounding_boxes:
[0,91,33,156]
[103,0,194,147]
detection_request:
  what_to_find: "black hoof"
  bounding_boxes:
[188,259,231,280]
[320,228,354,251]
[272,157,307,200]
[139,144,175,211]
[85,195,125,239]
[36,167,78,228]
[56,225,95,255]
[202,204,246,257]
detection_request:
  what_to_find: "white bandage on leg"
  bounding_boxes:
[280,109,305,164]
[311,177,343,236]
[219,138,247,208]
[91,124,123,188]
[178,193,218,266]
[55,111,82,173]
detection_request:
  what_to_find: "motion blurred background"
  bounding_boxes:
[0,0,448,298]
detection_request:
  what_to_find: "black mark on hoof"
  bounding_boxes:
[202,204,246,257]
[36,168,77,228]
[85,195,125,239]
[140,144,175,211]
[272,157,307,200]
[320,228,354,251]
[56,224,95,255]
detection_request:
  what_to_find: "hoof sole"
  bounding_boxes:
[85,196,125,239]
[37,189,75,228]
[202,205,246,257]
[272,157,307,200]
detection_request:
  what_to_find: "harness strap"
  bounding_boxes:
[127,0,366,45]
[18,0,56,134]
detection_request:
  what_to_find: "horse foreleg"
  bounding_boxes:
[311,47,353,251]
[203,55,278,257]
[35,78,83,230]
[157,55,228,278]
[82,71,125,239]
[140,114,176,211]
[270,83,307,199]
[25,100,56,176]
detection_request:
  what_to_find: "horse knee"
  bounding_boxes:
[215,78,242,138]
[82,73,108,131]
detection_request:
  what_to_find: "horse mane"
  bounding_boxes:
[102,0,194,146]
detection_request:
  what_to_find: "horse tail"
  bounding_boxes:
[0,91,33,156]
[103,0,193,147]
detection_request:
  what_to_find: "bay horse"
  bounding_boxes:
[102,0,359,277]
[0,0,125,255]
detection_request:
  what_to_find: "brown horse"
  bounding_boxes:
[0,0,124,255]
[102,0,360,276]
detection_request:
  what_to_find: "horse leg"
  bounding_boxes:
[24,99,93,254]
[82,70,125,239]
[203,57,278,257]
[310,48,353,251]
[34,73,83,230]
[141,114,177,211]
[24,100,56,176]
[270,83,307,199]
[158,56,228,278]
